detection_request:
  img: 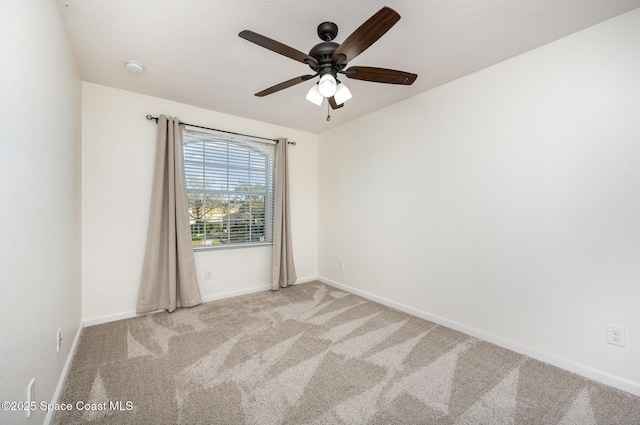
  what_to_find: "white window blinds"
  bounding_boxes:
[183,129,275,248]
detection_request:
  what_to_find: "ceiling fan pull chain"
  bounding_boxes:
[326,101,331,121]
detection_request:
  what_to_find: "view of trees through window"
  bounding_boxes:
[184,131,275,247]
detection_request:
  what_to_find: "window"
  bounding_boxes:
[183,129,275,248]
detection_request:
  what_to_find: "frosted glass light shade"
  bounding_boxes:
[318,74,337,97]
[334,82,352,104]
[305,84,323,106]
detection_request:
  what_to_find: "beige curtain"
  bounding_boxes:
[272,138,297,290]
[137,115,203,313]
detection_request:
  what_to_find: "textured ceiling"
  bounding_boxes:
[58,0,640,134]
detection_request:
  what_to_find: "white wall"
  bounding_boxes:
[318,9,640,395]
[0,1,82,424]
[82,83,318,323]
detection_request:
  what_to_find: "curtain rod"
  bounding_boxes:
[145,115,296,145]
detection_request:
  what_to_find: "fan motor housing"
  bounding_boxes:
[309,41,339,64]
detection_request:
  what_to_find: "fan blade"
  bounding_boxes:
[239,30,318,65]
[332,7,401,64]
[345,66,417,85]
[328,97,344,109]
[255,75,315,97]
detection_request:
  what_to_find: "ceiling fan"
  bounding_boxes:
[238,6,417,110]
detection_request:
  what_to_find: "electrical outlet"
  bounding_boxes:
[205,269,213,280]
[27,378,35,417]
[607,324,626,347]
[57,328,62,352]
[338,261,345,271]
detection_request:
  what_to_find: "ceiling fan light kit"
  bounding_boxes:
[305,84,324,106]
[318,73,337,97]
[239,6,417,116]
[334,82,352,105]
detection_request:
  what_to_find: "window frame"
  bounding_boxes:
[183,128,275,251]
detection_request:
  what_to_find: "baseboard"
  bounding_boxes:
[294,275,318,284]
[318,276,640,397]
[201,284,272,303]
[83,309,151,327]
[83,278,319,327]
[200,277,316,303]
[44,321,83,425]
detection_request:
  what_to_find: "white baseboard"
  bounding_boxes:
[200,277,316,303]
[82,279,319,327]
[44,321,83,425]
[83,309,151,327]
[294,276,318,284]
[201,284,272,303]
[318,276,640,397]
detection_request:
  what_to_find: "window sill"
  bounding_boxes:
[193,242,273,252]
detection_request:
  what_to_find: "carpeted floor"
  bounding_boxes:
[54,281,640,424]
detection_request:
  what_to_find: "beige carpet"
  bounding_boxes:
[54,281,640,424]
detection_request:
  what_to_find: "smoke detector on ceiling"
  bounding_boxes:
[125,61,144,75]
